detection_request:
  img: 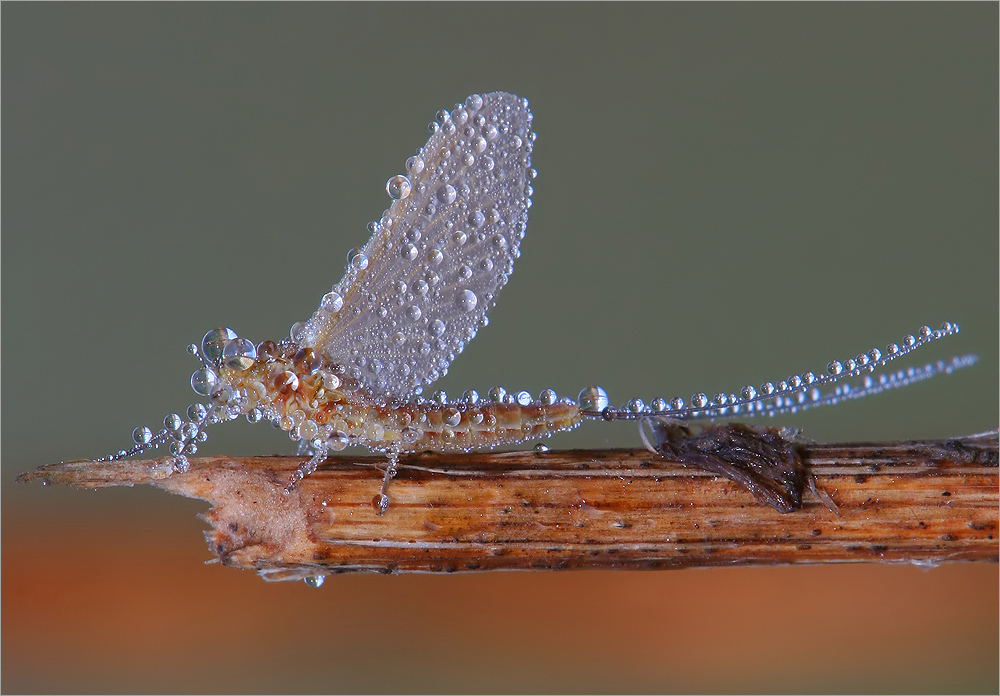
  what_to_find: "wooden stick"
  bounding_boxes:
[18,432,998,582]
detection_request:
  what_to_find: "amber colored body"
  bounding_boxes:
[219,342,582,454]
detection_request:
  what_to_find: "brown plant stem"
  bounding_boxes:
[18,432,998,582]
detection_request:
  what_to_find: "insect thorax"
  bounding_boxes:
[212,338,582,455]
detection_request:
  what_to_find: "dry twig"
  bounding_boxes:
[18,431,998,582]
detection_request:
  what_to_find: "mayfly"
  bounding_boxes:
[97,91,974,514]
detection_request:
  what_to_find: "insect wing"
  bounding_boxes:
[297,92,535,397]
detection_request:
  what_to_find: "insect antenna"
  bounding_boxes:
[94,330,243,471]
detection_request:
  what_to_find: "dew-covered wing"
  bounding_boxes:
[295,92,535,398]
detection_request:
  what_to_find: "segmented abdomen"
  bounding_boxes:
[400,400,582,452]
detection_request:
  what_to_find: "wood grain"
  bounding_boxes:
[18,432,998,582]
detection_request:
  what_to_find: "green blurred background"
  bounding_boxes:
[4,3,996,693]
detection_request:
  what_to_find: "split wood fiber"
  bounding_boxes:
[19,432,998,581]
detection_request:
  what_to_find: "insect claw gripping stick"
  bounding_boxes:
[94,92,976,514]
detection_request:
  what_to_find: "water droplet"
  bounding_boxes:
[691,393,709,409]
[348,248,369,270]
[132,426,152,445]
[516,390,532,406]
[578,386,609,413]
[539,388,558,406]
[304,575,325,588]
[466,93,484,111]
[322,292,344,313]
[455,289,478,312]
[405,305,422,322]
[443,407,461,427]
[328,430,349,451]
[386,174,411,200]
[223,337,257,371]
[201,327,237,364]
[401,426,420,443]
[191,367,219,396]
[437,184,457,204]
[487,386,507,403]
[429,319,446,337]
[533,443,549,453]
[827,360,844,376]
[741,385,757,401]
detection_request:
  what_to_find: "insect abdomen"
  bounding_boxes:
[403,400,582,452]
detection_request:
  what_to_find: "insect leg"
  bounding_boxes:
[373,446,401,515]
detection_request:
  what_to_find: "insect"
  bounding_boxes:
[98,91,974,514]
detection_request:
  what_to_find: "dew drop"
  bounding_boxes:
[539,388,558,406]
[578,386,609,413]
[201,327,238,364]
[132,426,152,445]
[321,292,344,313]
[443,407,461,427]
[401,426,420,444]
[455,289,478,312]
[437,184,457,204]
[429,319,446,337]
[328,430,349,451]
[191,367,219,396]
[348,248,369,270]
[222,338,257,371]
[386,175,411,200]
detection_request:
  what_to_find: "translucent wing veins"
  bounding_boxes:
[295,92,535,398]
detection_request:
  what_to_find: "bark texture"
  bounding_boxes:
[18,432,998,582]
